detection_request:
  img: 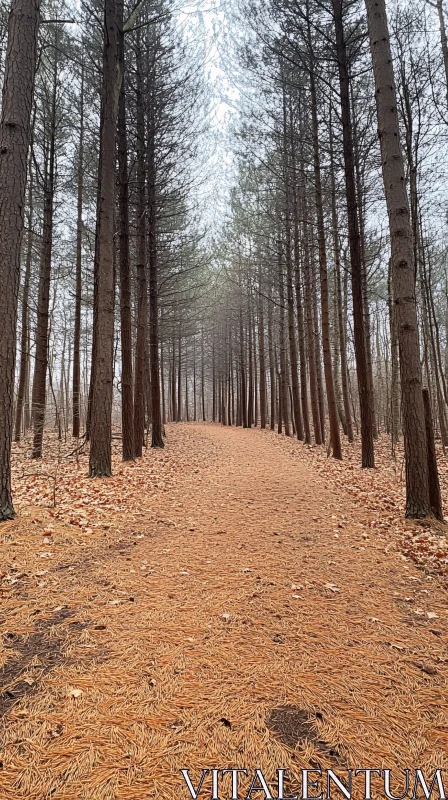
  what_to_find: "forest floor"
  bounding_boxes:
[1,424,448,799]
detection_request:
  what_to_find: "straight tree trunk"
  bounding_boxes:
[291,98,311,444]
[31,45,57,460]
[333,0,374,467]
[302,195,322,444]
[160,329,166,425]
[307,53,341,458]
[72,66,84,440]
[15,152,33,442]
[201,328,206,421]
[312,265,326,443]
[89,0,119,477]
[177,332,182,421]
[171,338,177,421]
[247,302,254,428]
[388,260,400,449]
[133,35,147,457]
[147,78,163,448]
[193,338,197,421]
[329,109,354,442]
[86,117,106,446]
[283,87,303,441]
[352,85,378,439]
[117,18,133,460]
[185,353,189,423]
[268,298,276,430]
[423,388,443,520]
[257,265,267,429]
[0,0,40,518]
[277,234,291,437]
[212,342,216,422]
[365,0,430,516]
[253,322,258,425]
[239,306,248,428]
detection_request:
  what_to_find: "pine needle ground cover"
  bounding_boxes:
[1,424,448,798]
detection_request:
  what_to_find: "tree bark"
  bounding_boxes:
[283,85,303,441]
[277,232,291,437]
[15,151,33,442]
[329,113,354,442]
[117,15,133,460]
[333,0,374,467]
[239,298,248,428]
[133,33,147,457]
[307,47,341,459]
[148,89,164,448]
[89,0,119,477]
[268,297,276,430]
[0,0,40,518]
[302,194,322,445]
[247,300,254,428]
[72,65,84,440]
[365,0,430,516]
[31,42,57,460]
[423,388,443,520]
[177,332,182,421]
[257,264,267,429]
[291,97,311,444]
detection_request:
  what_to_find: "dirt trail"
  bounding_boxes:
[1,424,448,799]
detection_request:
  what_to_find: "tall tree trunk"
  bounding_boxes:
[329,110,354,442]
[212,342,216,422]
[388,259,400,450]
[201,327,206,421]
[333,0,374,467]
[268,297,276,430]
[171,338,177,421]
[307,47,341,459]
[31,44,57,460]
[15,152,33,442]
[160,327,166,426]
[365,0,431,516]
[177,332,182,421]
[247,301,253,428]
[277,233,291,437]
[351,85,377,439]
[303,210,322,444]
[147,77,163,448]
[423,388,444,520]
[133,35,147,457]
[283,85,303,441]
[117,19,133,460]
[193,337,197,421]
[89,0,119,477]
[72,66,84,440]
[86,182,101,443]
[0,0,40,518]
[257,265,267,429]
[185,348,189,423]
[239,304,248,428]
[291,97,311,444]
[312,264,326,442]
[421,244,448,446]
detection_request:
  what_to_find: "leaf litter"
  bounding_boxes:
[0,424,448,798]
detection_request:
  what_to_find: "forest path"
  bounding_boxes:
[2,423,448,799]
